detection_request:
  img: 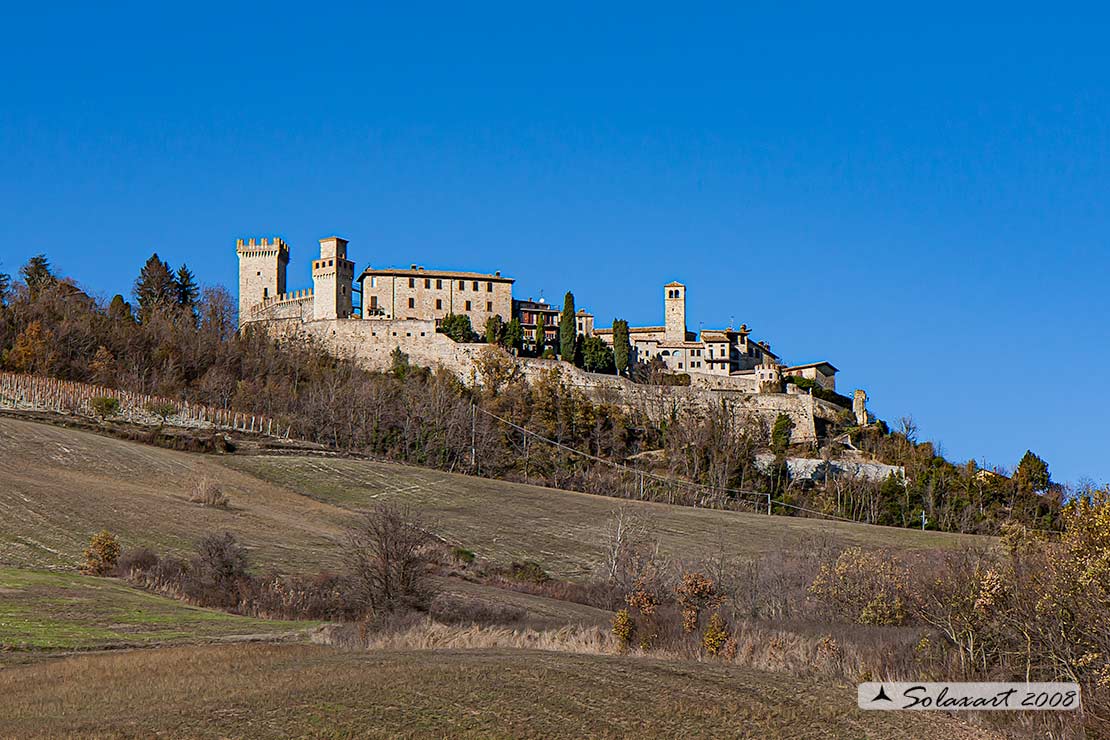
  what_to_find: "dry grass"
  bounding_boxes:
[313,615,616,654]
[0,642,1003,739]
[0,416,986,580]
[221,453,989,579]
[0,416,349,573]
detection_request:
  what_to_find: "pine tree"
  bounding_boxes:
[0,271,10,306]
[176,264,200,309]
[612,319,631,375]
[559,291,576,361]
[134,253,178,322]
[19,254,56,298]
[1014,450,1050,493]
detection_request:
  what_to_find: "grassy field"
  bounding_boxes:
[0,415,986,580]
[223,454,987,578]
[0,416,349,573]
[0,643,1001,739]
[0,567,315,656]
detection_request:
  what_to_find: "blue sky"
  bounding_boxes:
[1,4,1107,485]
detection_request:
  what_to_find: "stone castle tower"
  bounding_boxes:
[312,237,355,320]
[236,237,289,321]
[664,281,686,342]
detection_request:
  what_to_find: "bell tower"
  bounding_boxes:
[664,281,686,342]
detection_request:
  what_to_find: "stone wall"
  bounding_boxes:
[250,317,823,444]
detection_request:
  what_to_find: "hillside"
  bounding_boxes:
[0,567,314,659]
[0,644,1000,739]
[0,414,1007,738]
[0,415,985,578]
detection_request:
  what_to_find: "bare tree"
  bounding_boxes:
[344,503,437,613]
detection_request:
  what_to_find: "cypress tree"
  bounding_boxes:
[612,319,631,375]
[533,318,545,356]
[559,291,576,361]
[504,317,524,353]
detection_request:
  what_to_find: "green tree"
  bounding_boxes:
[559,292,577,361]
[533,319,546,356]
[176,264,200,310]
[134,253,178,322]
[390,346,411,378]
[0,271,10,306]
[19,254,56,298]
[771,413,794,456]
[440,313,476,342]
[1014,450,1050,494]
[504,317,524,353]
[108,294,134,322]
[484,315,504,345]
[612,319,631,375]
[582,336,615,374]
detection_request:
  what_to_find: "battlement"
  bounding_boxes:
[248,288,315,316]
[236,237,290,257]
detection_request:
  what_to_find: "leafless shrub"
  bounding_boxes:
[428,593,526,626]
[344,503,438,612]
[113,546,158,577]
[189,478,229,509]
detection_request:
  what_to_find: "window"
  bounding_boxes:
[436,299,442,309]
[472,281,479,290]
[486,301,492,311]
[370,277,377,287]
[263,288,268,298]
[370,296,378,308]
[436,279,443,289]
[408,278,415,288]
[486,282,492,292]
[424,278,430,289]
[408,297,415,309]
[464,300,472,310]
[459,280,465,290]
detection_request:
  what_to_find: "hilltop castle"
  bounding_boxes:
[237,235,837,396]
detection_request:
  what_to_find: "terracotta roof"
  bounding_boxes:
[784,361,838,374]
[664,281,685,287]
[359,267,514,283]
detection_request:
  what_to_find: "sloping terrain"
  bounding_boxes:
[222,454,986,578]
[0,643,1001,739]
[0,415,986,580]
[0,567,314,656]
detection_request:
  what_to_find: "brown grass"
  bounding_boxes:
[0,643,1003,739]
[0,416,987,580]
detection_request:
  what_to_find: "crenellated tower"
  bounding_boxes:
[236,237,289,325]
[664,281,686,342]
[312,237,355,320]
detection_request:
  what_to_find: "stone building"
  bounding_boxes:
[359,265,513,331]
[594,280,836,390]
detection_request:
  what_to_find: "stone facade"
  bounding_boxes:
[236,237,289,321]
[313,237,355,320]
[360,266,513,332]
